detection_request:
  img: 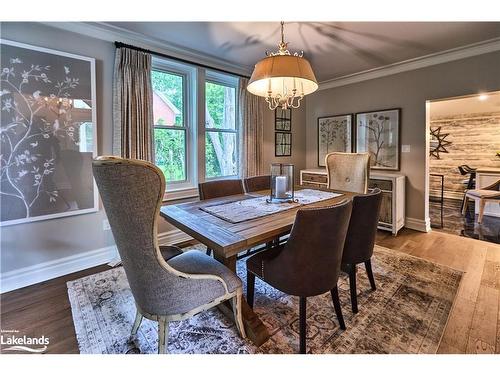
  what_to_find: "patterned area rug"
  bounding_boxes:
[67,245,462,354]
[200,189,342,223]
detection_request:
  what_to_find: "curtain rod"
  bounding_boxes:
[114,41,251,79]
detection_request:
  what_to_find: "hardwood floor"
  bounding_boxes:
[1,228,499,354]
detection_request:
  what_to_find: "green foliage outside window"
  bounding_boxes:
[151,69,238,184]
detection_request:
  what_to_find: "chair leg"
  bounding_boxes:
[299,297,307,354]
[348,264,358,314]
[461,195,469,216]
[478,199,486,224]
[131,309,143,335]
[232,292,246,339]
[157,318,169,354]
[365,259,376,291]
[246,271,255,309]
[206,247,212,256]
[330,285,346,330]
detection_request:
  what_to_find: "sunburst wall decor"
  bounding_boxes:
[430,126,452,159]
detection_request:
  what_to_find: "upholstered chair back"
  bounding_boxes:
[243,175,271,193]
[92,157,217,316]
[325,152,370,194]
[198,179,244,200]
[342,189,382,265]
[262,199,352,297]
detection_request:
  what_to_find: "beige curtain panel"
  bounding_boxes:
[113,47,154,161]
[239,77,265,178]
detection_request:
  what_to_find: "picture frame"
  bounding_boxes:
[0,39,98,226]
[275,132,292,157]
[275,107,292,131]
[317,113,353,167]
[355,108,401,171]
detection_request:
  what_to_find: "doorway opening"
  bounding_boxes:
[425,90,500,244]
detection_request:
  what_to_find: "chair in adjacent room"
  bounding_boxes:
[246,199,353,354]
[325,152,371,193]
[198,179,245,256]
[462,179,500,224]
[243,175,271,193]
[93,156,245,354]
[341,189,383,314]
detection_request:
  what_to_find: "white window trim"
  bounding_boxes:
[152,57,197,196]
[151,59,242,200]
[204,71,240,181]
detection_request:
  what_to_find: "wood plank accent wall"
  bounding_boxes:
[429,112,500,199]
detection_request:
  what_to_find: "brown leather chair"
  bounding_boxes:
[198,179,244,200]
[243,175,271,193]
[198,179,245,256]
[246,199,353,354]
[341,189,382,314]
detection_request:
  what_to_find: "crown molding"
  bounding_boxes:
[319,37,500,90]
[41,22,253,77]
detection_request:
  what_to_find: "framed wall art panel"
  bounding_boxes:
[317,114,353,167]
[0,39,98,226]
[355,108,401,171]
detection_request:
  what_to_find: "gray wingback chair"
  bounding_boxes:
[92,156,245,354]
[325,152,371,194]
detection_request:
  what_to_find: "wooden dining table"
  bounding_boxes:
[159,186,354,346]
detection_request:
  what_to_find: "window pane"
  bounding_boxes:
[151,70,183,126]
[205,132,237,178]
[154,128,186,182]
[205,81,236,130]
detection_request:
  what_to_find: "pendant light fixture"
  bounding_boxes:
[247,21,318,110]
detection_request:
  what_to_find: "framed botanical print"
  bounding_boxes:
[0,39,98,226]
[355,108,401,171]
[275,132,292,157]
[275,107,291,131]
[317,114,353,167]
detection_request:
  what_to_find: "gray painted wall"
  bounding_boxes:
[0,22,306,275]
[305,51,500,222]
[1,22,116,273]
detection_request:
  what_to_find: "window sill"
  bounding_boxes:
[163,187,199,203]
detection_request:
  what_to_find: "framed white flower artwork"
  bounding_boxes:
[0,39,98,226]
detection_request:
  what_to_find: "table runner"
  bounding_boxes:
[200,189,342,223]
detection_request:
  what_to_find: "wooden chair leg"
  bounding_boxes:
[158,318,169,354]
[348,264,358,314]
[232,292,246,339]
[330,285,346,330]
[299,297,307,354]
[365,259,376,291]
[461,195,469,215]
[206,248,212,256]
[131,309,143,335]
[478,199,486,224]
[246,271,255,309]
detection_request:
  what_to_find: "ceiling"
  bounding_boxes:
[430,91,500,118]
[107,22,500,82]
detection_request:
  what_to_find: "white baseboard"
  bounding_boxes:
[157,229,193,246]
[0,229,192,294]
[0,246,117,294]
[405,217,431,233]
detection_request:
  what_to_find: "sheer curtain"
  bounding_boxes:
[238,77,265,178]
[113,47,154,161]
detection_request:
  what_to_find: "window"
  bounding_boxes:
[205,77,238,179]
[151,58,240,196]
[152,70,187,183]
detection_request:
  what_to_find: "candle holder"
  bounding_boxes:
[267,163,297,203]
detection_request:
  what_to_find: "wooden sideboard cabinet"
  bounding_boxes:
[300,168,406,235]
